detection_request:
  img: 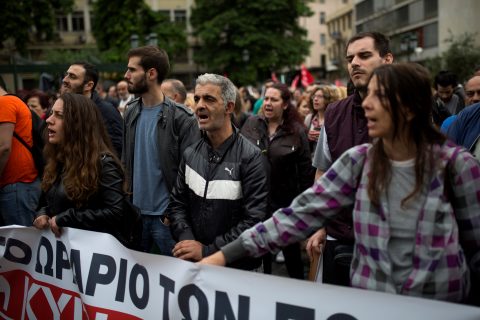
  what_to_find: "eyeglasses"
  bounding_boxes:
[313,94,324,99]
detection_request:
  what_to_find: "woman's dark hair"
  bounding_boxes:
[24,90,50,110]
[268,83,303,132]
[42,93,123,206]
[367,63,446,207]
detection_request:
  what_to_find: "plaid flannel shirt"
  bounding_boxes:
[239,142,480,302]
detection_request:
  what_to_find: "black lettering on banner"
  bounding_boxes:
[159,274,175,320]
[5,237,32,265]
[35,236,54,276]
[55,240,70,280]
[129,264,149,309]
[115,258,128,302]
[178,284,208,320]
[276,302,314,320]
[214,291,250,320]
[326,314,358,320]
[70,249,84,293]
[85,253,116,296]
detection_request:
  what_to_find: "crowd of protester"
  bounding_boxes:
[0,30,479,307]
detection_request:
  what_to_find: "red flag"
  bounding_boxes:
[290,75,300,90]
[300,64,314,87]
[271,72,279,83]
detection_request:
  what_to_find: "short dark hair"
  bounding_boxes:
[434,70,458,88]
[127,46,170,84]
[72,61,99,90]
[346,32,391,57]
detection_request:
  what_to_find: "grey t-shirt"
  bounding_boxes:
[133,104,170,216]
[312,126,331,171]
[386,158,421,292]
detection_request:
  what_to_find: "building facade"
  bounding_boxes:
[355,0,480,63]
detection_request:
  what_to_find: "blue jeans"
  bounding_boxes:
[0,179,41,226]
[141,215,175,256]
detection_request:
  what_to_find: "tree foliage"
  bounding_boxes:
[91,0,187,62]
[423,32,480,83]
[190,0,313,85]
[0,0,74,53]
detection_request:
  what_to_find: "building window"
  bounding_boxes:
[347,14,352,29]
[356,0,373,20]
[71,11,85,32]
[320,33,326,45]
[56,15,68,32]
[424,0,438,19]
[321,54,326,67]
[319,12,326,24]
[423,22,438,48]
[158,10,171,21]
[174,10,187,26]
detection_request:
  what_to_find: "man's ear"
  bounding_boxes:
[147,68,157,81]
[383,53,394,64]
[225,101,235,114]
[84,80,94,93]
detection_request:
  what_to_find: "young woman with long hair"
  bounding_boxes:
[33,93,139,248]
[241,83,315,279]
[201,64,480,303]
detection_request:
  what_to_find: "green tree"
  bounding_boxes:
[91,0,187,62]
[423,32,480,83]
[0,0,74,53]
[191,0,313,85]
[442,32,480,83]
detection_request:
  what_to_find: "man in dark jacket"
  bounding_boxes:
[123,46,200,256]
[167,73,268,270]
[308,32,393,286]
[61,62,123,156]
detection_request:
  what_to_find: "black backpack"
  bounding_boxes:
[12,103,46,178]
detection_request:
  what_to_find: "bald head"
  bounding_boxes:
[465,75,480,105]
[161,79,187,104]
[117,80,130,100]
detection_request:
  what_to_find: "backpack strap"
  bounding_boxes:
[13,132,33,153]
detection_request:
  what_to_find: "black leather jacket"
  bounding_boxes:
[241,116,314,212]
[37,155,132,245]
[122,97,200,194]
[167,128,268,270]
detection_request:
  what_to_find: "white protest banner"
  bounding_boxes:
[0,226,479,319]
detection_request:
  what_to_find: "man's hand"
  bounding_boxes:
[33,215,50,229]
[173,240,204,261]
[306,228,326,261]
[50,216,62,237]
[308,130,320,142]
[198,251,227,266]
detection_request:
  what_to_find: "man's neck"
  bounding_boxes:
[0,88,7,96]
[141,88,164,107]
[357,88,367,100]
[207,123,234,150]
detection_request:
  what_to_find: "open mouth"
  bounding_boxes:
[48,128,56,137]
[196,112,209,123]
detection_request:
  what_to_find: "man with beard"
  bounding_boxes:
[122,46,200,255]
[61,62,123,156]
[307,32,393,286]
[167,73,268,271]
